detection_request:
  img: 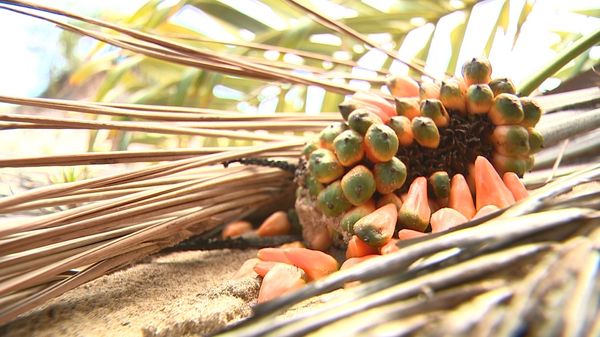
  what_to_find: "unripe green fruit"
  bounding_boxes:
[373,157,407,194]
[348,108,383,135]
[394,97,421,120]
[420,99,450,127]
[462,56,492,87]
[305,174,324,198]
[488,78,516,96]
[340,201,376,234]
[440,79,466,114]
[341,165,377,206]
[429,171,450,199]
[466,84,494,115]
[308,148,344,184]
[387,116,414,146]
[411,117,440,149]
[520,97,543,128]
[489,93,524,125]
[333,130,365,167]
[491,125,530,157]
[317,180,353,217]
[302,140,319,159]
[319,122,349,150]
[492,153,528,177]
[364,124,399,163]
[527,127,544,154]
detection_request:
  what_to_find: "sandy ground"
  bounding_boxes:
[0,249,260,337]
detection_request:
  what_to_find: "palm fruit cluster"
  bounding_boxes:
[295,56,544,251]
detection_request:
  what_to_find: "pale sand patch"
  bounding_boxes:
[0,249,260,337]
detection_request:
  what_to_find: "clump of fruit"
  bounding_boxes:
[295,56,542,251]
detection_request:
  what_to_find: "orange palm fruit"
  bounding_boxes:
[317,180,353,217]
[256,211,292,237]
[490,125,530,157]
[387,74,420,98]
[419,81,441,100]
[466,84,494,115]
[461,56,492,87]
[257,247,339,281]
[527,127,544,154]
[346,235,380,259]
[308,148,344,184]
[364,124,399,163]
[394,97,421,120]
[449,174,476,219]
[502,172,529,201]
[373,157,407,194]
[340,255,381,270]
[306,224,333,251]
[520,97,543,127]
[348,108,383,135]
[489,93,524,125]
[380,238,400,254]
[257,263,307,303]
[351,92,397,119]
[397,229,426,240]
[473,204,500,219]
[222,220,253,239]
[333,129,365,167]
[474,156,516,210]
[488,78,516,96]
[376,193,403,211]
[353,203,398,247]
[341,165,377,206]
[420,99,450,127]
[319,122,349,150]
[411,117,440,148]
[492,152,528,176]
[340,200,376,234]
[430,207,468,233]
[387,115,414,146]
[429,171,450,200]
[398,177,431,232]
[439,79,467,114]
[253,260,279,277]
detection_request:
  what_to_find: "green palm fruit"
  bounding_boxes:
[333,130,365,167]
[340,201,376,234]
[439,79,467,114]
[489,93,524,125]
[317,180,353,217]
[492,153,528,176]
[419,81,440,100]
[466,84,494,115]
[461,56,492,87]
[411,116,440,149]
[488,78,516,96]
[341,165,377,206]
[348,108,383,135]
[319,122,349,150]
[429,171,450,199]
[305,174,324,198]
[527,127,544,154]
[394,97,421,120]
[387,115,414,146]
[364,124,399,163]
[373,157,407,194]
[491,125,530,157]
[420,99,450,127]
[338,100,357,120]
[525,155,535,171]
[308,148,344,184]
[302,140,319,159]
[353,204,397,247]
[520,97,543,127]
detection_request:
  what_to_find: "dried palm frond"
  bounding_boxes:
[0,0,598,331]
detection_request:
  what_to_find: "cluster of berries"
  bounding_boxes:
[297,57,543,251]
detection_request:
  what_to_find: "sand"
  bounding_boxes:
[0,249,260,337]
